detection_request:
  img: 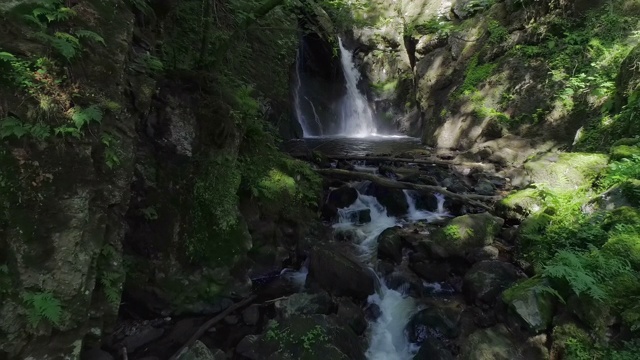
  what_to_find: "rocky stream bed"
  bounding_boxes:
[91,137,586,360]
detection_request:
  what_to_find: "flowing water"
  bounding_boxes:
[336,37,377,137]
[290,33,449,359]
[334,185,450,360]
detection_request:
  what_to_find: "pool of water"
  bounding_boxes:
[303,136,425,157]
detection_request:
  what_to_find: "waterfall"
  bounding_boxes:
[294,46,313,137]
[337,37,377,137]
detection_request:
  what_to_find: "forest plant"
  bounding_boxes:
[22,291,63,327]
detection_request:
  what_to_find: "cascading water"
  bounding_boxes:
[294,45,321,137]
[332,186,450,359]
[337,37,377,137]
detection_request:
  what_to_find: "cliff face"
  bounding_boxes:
[0,1,310,358]
[349,0,640,158]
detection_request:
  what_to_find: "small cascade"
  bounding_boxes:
[280,259,309,291]
[337,37,377,137]
[329,186,457,359]
[403,190,450,222]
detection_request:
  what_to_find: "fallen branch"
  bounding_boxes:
[169,295,257,360]
[327,155,493,171]
[317,169,499,210]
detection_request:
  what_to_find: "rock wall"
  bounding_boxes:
[349,0,640,157]
[0,1,305,358]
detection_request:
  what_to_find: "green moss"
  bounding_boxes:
[524,153,608,190]
[495,188,543,221]
[610,145,640,161]
[456,55,497,97]
[432,213,502,256]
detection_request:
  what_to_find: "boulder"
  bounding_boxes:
[413,338,454,360]
[363,182,408,216]
[236,315,364,360]
[495,188,543,222]
[410,260,452,283]
[467,246,499,263]
[429,213,504,258]
[523,152,608,190]
[474,179,497,196]
[307,244,376,300]
[406,306,461,342]
[377,227,403,263]
[242,305,260,326]
[459,325,521,360]
[339,208,372,224]
[463,261,523,307]
[501,278,556,334]
[590,179,640,210]
[274,292,334,319]
[327,186,359,209]
[336,298,367,335]
[177,341,224,360]
[610,144,640,161]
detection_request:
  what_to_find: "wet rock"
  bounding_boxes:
[224,315,239,325]
[307,244,375,300]
[365,303,382,321]
[429,213,504,258]
[589,180,640,211]
[384,269,425,298]
[327,186,359,209]
[407,306,461,342]
[463,261,523,307]
[119,325,164,353]
[275,292,334,319]
[459,325,520,360]
[363,182,408,216]
[337,298,367,335]
[377,227,403,263]
[474,179,496,196]
[177,340,223,360]
[467,246,499,263]
[413,338,454,360]
[336,160,355,171]
[410,260,451,283]
[81,348,114,360]
[340,208,372,224]
[501,278,556,334]
[242,305,260,326]
[442,177,470,194]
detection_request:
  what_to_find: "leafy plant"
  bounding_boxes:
[101,132,121,169]
[70,105,103,129]
[97,244,124,307]
[542,249,632,302]
[0,117,51,140]
[487,20,509,45]
[22,291,63,327]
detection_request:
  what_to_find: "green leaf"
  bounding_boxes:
[71,105,103,129]
[0,52,16,61]
[75,30,106,46]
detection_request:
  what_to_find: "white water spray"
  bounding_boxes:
[337,37,377,137]
[404,190,450,222]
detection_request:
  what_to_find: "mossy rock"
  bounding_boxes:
[550,322,591,357]
[601,206,640,231]
[459,325,520,360]
[524,152,608,190]
[602,230,640,270]
[502,278,556,334]
[610,145,640,161]
[236,315,364,360]
[495,188,543,221]
[612,138,640,147]
[430,213,504,258]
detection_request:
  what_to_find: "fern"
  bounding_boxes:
[542,249,632,302]
[0,52,16,61]
[70,105,103,129]
[22,291,63,327]
[74,30,106,46]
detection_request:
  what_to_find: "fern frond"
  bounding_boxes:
[22,291,63,327]
[71,105,103,129]
[75,30,106,46]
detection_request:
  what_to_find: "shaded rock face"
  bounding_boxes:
[501,278,556,334]
[459,325,521,360]
[407,306,461,342]
[0,1,136,357]
[463,261,524,307]
[377,227,404,263]
[306,244,376,300]
[363,182,409,216]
